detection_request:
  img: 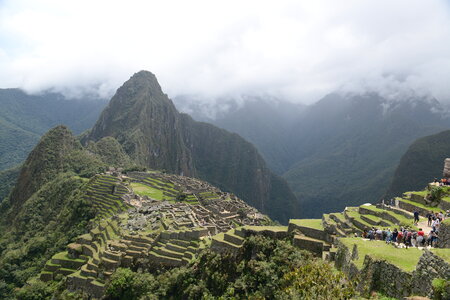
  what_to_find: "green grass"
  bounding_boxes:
[431,249,450,264]
[398,198,442,213]
[289,219,324,230]
[330,213,346,223]
[340,237,422,272]
[52,252,86,263]
[440,196,450,204]
[360,205,419,229]
[411,190,428,197]
[243,225,288,232]
[130,182,165,200]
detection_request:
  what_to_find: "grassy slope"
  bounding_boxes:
[340,237,422,272]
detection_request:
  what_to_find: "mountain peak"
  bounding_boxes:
[120,70,162,97]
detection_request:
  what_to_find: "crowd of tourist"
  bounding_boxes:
[361,226,439,248]
[359,208,448,248]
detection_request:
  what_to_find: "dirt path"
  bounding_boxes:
[416,219,432,235]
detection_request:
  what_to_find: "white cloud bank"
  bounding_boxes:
[0,0,450,103]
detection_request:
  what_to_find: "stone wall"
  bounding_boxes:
[334,241,450,299]
[398,200,429,216]
[412,250,450,297]
[443,158,450,178]
[288,223,332,243]
[439,220,450,248]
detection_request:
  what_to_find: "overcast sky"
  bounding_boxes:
[1,0,450,103]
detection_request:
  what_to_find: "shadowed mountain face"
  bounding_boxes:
[386,130,450,198]
[86,71,299,223]
[176,93,450,217]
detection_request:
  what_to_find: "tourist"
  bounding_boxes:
[413,210,419,225]
[368,228,374,241]
[446,210,450,218]
[385,228,392,244]
[427,212,433,227]
[397,230,404,244]
[376,228,383,240]
[392,228,398,243]
[417,228,425,247]
[432,217,440,232]
[428,230,438,247]
[362,228,368,239]
[411,231,417,247]
[438,211,444,221]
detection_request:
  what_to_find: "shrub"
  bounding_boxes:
[432,278,450,300]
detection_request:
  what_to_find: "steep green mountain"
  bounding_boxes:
[0,89,107,171]
[0,126,112,296]
[386,130,450,198]
[0,166,21,203]
[284,94,450,217]
[85,71,299,222]
[174,96,305,174]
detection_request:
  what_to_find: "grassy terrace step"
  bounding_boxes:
[322,215,347,236]
[288,219,329,241]
[169,239,191,248]
[224,232,244,245]
[397,198,442,216]
[148,250,184,266]
[330,213,351,228]
[359,205,418,228]
[212,232,243,250]
[57,267,78,276]
[339,237,423,272]
[51,252,87,269]
[289,219,324,230]
[344,210,376,231]
[166,242,188,253]
[292,235,329,256]
[359,214,392,227]
[44,261,60,272]
[153,246,185,259]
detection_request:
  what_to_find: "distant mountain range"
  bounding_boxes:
[0,89,108,171]
[175,93,450,217]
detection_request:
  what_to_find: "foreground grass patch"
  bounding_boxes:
[340,237,422,272]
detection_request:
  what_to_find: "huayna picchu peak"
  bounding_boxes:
[84,71,300,223]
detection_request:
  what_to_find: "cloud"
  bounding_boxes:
[0,0,450,103]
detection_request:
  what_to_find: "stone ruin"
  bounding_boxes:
[443,158,450,178]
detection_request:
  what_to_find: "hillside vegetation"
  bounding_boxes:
[0,89,107,171]
[386,130,450,198]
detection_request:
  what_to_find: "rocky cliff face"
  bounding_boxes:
[86,71,299,222]
[87,71,194,176]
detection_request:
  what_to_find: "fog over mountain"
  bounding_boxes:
[1,0,450,104]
